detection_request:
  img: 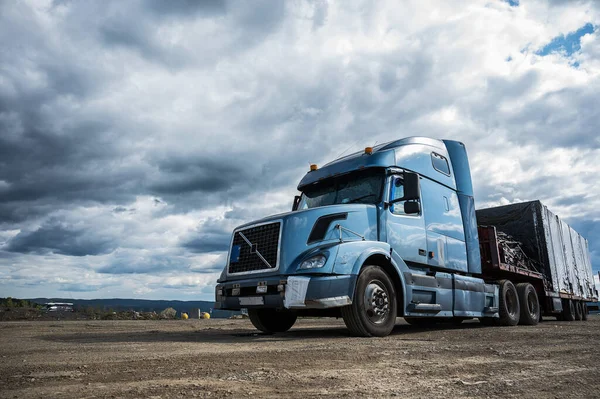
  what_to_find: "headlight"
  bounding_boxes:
[299,255,327,269]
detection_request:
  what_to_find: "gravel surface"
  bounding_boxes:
[1,316,598,398]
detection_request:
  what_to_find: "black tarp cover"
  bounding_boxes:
[476,201,595,298]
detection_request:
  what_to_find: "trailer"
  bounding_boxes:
[477,201,598,321]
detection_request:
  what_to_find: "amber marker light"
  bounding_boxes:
[310,164,318,171]
[365,147,373,155]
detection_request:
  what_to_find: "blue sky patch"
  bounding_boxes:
[537,23,594,56]
[504,0,519,7]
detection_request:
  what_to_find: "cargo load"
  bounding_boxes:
[476,200,596,300]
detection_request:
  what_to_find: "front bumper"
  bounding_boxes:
[215,274,356,310]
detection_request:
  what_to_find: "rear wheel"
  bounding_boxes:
[516,283,540,326]
[574,301,583,321]
[498,280,520,326]
[561,299,575,321]
[581,302,588,321]
[342,265,397,337]
[248,309,297,333]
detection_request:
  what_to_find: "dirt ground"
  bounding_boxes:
[1,316,598,398]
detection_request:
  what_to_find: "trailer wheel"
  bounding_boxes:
[248,309,297,333]
[341,265,397,337]
[581,302,588,321]
[516,283,540,326]
[498,280,520,326]
[574,301,583,321]
[561,299,575,321]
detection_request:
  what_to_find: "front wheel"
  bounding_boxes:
[248,309,297,333]
[342,265,397,337]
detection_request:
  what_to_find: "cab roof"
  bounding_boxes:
[297,136,456,191]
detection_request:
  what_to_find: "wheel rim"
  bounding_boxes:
[526,291,538,319]
[363,280,390,325]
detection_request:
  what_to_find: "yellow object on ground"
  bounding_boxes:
[201,312,210,319]
[181,313,189,320]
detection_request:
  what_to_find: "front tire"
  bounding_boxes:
[342,265,397,337]
[248,309,297,333]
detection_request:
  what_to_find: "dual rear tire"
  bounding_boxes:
[481,280,540,326]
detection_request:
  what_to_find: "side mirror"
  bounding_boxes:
[292,195,301,211]
[402,172,420,201]
[404,201,421,215]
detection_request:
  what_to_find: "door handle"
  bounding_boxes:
[418,249,426,256]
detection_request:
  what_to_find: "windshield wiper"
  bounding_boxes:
[345,194,377,204]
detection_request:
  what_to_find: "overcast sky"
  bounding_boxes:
[1,0,599,301]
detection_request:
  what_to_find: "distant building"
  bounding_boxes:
[44,302,74,312]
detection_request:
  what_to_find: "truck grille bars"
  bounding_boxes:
[228,221,281,274]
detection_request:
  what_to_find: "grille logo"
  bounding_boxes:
[238,231,273,268]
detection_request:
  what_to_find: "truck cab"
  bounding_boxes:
[215,137,594,336]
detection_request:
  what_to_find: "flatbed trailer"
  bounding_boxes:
[477,201,598,320]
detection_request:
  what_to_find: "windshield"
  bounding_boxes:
[299,169,384,209]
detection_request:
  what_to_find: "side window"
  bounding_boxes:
[431,152,450,175]
[390,178,407,215]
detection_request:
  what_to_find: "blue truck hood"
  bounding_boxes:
[221,204,379,280]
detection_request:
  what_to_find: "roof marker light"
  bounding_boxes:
[365,147,373,155]
[310,164,318,171]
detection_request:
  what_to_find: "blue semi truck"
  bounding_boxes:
[215,137,598,336]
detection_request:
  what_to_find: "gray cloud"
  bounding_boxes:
[3,218,117,257]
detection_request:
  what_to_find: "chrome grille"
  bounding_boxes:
[228,222,281,274]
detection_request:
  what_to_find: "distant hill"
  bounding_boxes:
[27,298,240,319]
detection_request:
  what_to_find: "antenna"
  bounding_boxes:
[336,140,359,159]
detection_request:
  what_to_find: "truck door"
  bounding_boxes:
[420,178,468,272]
[384,174,428,265]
